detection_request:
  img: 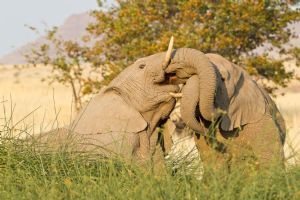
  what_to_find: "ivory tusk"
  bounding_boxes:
[165,36,174,62]
[169,92,183,98]
[162,36,174,69]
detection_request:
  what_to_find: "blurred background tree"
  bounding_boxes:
[26,27,102,110]
[28,0,300,110]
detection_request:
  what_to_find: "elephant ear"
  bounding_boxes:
[206,54,267,131]
[72,91,147,135]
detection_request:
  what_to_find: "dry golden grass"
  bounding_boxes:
[275,91,300,165]
[0,65,74,135]
[0,64,299,164]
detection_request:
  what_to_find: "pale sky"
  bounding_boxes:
[0,1,298,58]
[0,0,100,57]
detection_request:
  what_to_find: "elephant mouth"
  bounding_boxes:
[165,72,188,85]
[167,73,177,82]
[161,72,175,83]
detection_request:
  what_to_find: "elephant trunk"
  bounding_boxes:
[170,48,217,121]
[180,75,204,133]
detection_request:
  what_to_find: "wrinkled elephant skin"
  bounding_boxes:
[164,49,286,167]
[37,44,179,163]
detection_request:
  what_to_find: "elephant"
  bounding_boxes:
[164,47,286,168]
[35,38,179,163]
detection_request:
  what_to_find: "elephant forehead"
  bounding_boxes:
[135,52,165,66]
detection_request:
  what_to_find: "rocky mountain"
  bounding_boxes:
[0,12,94,64]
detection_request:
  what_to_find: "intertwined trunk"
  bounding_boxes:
[169,48,218,121]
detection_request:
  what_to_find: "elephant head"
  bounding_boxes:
[106,37,177,117]
[47,38,180,161]
[164,48,268,132]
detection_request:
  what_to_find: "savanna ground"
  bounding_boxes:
[0,64,299,199]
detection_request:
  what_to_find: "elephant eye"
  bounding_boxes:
[139,64,146,69]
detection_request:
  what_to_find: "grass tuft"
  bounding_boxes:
[0,132,299,199]
[0,100,299,199]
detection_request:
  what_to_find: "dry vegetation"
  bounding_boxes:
[0,65,73,134]
[276,89,300,165]
[0,64,299,165]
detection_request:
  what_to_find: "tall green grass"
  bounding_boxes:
[0,101,299,200]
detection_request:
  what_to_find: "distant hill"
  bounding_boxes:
[0,12,299,64]
[0,12,94,64]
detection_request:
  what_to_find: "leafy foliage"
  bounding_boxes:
[244,55,294,93]
[26,28,102,110]
[88,1,299,79]
[27,0,300,109]
[288,47,300,66]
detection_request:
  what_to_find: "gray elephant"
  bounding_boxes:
[164,48,286,168]
[36,39,179,163]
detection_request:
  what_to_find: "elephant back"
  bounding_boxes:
[206,53,267,131]
[259,87,286,144]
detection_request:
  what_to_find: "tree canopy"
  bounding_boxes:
[28,0,300,110]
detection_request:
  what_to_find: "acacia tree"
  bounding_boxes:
[26,28,102,110]
[28,0,300,110]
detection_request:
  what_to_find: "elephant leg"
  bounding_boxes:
[135,128,167,168]
[162,119,175,154]
[132,98,176,165]
[151,127,168,173]
[194,133,230,173]
[228,114,284,167]
[148,98,176,134]
[134,130,151,165]
[149,127,160,154]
